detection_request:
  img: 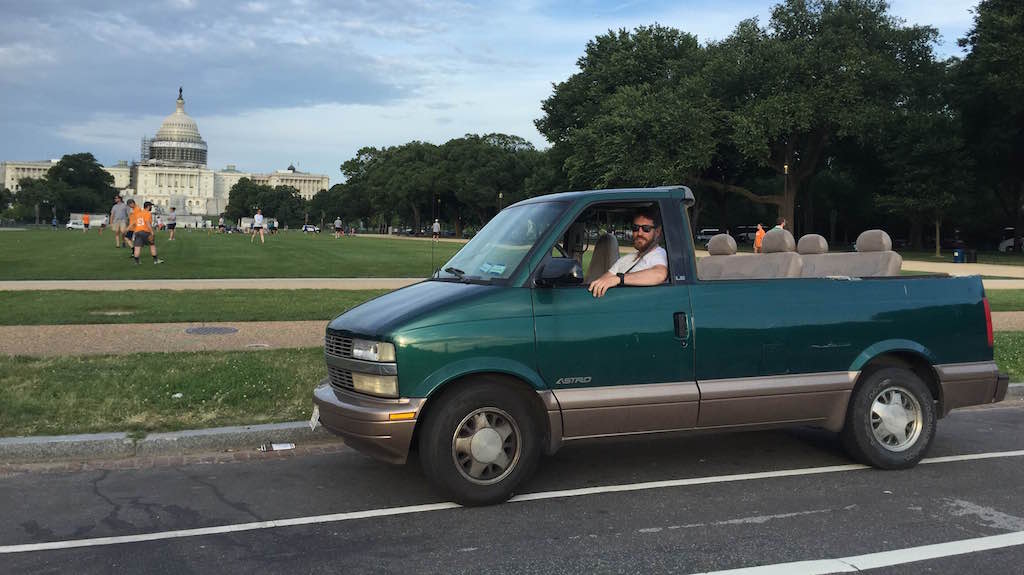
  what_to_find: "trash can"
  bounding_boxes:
[953,249,964,263]
[966,249,978,263]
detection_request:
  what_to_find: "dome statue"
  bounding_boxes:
[147,87,208,166]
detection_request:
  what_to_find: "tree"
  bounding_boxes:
[956,0,1024,250]
[706,0,940,231]
[224,178,264,222]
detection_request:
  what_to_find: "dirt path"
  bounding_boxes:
[0,321,327,357]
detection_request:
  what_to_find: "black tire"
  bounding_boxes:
[841,367,936,469]
[418,381,542,506]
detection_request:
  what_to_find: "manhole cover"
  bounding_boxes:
[185,326,239,335]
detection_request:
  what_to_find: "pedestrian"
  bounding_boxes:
[754,223,766,254]
[218,215,225,233]
[109,195,130,249]
[334,217,343,239]
[167,207,177,240]
[251,208,265,244]
[82,212,90,233]
[432,219,441,242]
[124,199,137,255]
[772,217,786,231]
[131,201,163,264]
[51,216,57,231]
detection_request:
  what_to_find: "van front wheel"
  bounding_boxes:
[419,383,541,506]
[841,367,936,469]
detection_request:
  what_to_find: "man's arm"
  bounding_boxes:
[587,265,668,298]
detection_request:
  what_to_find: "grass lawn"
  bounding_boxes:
[0,230,463,280]
[896,249,1024,267]
[987,290,1024,312]
[995,332,1024,382]
[0,348,325,437]
[0,289,387,325]
[1,335,1020,437]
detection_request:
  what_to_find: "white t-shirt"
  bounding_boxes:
[432,222,440,233]
[608,246,668,275]
[253,214,264,227]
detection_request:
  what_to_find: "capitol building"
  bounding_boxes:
[1,88,329,218]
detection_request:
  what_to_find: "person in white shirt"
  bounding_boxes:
[588,208,668,298]
[251,209,265,244]
[432,219,441,241]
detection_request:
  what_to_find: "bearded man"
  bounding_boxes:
[587,207,668,298]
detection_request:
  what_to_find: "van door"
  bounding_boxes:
[532,199,697,439]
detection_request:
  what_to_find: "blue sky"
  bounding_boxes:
[0,0,978,184]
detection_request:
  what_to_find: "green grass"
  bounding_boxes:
[1,335,1019,437]
[995,332,1024,382]
[0,230,463,280]
[0,348,325,436]
[896,249,1024,266]
[0,289,387,325]
[987,290,1024,312]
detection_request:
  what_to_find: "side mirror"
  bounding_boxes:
[536,258,584,287]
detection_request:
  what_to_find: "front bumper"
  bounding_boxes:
[312,378,425,464]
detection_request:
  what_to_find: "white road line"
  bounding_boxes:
[2,448,1023,555]
[693,531,1024,574]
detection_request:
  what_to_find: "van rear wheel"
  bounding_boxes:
[841,367,936,469]
[419,382,541,506]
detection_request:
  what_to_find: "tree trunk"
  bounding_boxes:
[1016,182,1024,252]
[412,205,421,234]
[934,217,941,258]
[829,209,838,246]
[909,218,923,251]
[781,180,797,232]
[802,185,814,237]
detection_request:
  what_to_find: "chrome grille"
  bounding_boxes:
[327,366,355,391]
[325,334,354,358]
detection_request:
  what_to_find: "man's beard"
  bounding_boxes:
[634,235,651,253]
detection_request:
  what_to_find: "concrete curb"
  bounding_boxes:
[0,421,339,463]
[1,385,1021,464]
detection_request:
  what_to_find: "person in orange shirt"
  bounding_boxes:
[82,213,90,233]
[131,201,164,265]
[753,223,766,253]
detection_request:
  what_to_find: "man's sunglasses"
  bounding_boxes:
[631,224,658,233]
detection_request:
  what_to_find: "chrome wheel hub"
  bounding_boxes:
[870,384,923,452]
[452,408,521,485]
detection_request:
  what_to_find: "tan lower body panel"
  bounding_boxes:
[553,381,699,439]
[697,371,858,432]
[936,361,1001,415]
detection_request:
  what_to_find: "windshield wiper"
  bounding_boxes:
[444,266,466,280]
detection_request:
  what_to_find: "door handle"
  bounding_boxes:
[674,312,689,347]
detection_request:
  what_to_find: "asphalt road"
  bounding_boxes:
[1,405,1022,575]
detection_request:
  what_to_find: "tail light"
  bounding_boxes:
[983,297,994,348]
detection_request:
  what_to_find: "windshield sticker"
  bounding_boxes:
[489,264,506,275]
[479,263,493,273]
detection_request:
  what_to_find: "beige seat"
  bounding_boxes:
[698,230,802,280]
[797,234,831,277]
[800,230,902,277]
[585,232,620,283]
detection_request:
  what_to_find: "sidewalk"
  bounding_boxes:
[3,314,1024,357]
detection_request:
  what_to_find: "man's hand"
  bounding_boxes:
[588,272,619,298]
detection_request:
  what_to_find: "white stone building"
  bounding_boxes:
[3,88,329,216]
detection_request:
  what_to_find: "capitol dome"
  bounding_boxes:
[147,88,208,166]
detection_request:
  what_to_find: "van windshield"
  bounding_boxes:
[436,201,566,282]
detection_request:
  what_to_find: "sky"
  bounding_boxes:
[0,0,980,184]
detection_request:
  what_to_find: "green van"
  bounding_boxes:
[312,186,1008,505]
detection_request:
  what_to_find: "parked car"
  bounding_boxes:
[734,225,759,244]
[302,224,320,233]
[311,185,1007,506]
[695,227,721,243]
[999,227,1020,252]
[66,220,84,230]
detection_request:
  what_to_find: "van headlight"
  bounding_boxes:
[351,339,396,362]
[350,373,398,398]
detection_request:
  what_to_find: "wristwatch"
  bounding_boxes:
[617,272,625,286]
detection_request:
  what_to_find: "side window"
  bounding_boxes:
[551,202,669,285]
